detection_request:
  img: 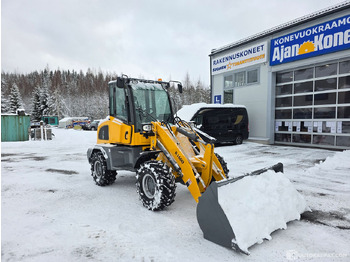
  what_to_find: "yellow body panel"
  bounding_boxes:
[97,116,151,146]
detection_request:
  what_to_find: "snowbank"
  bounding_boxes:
[218,171,310,254]
[308,150,350,171]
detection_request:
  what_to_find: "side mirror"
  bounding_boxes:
[178,84,183,94]
[117,77,124,88]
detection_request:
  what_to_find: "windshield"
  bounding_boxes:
[131,82,173,130]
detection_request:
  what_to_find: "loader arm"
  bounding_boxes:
[150,121,227,202]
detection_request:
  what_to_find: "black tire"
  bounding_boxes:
[136,160,176,211]
[234,135,243,145]
[91,151,117,186]
[215,153,229,178]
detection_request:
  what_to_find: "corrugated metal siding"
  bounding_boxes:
[1,115,30,141]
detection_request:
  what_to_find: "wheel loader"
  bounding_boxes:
[87,76,309,254]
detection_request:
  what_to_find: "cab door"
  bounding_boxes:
[103,82,132,145]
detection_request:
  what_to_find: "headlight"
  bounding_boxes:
[142,124,153,132]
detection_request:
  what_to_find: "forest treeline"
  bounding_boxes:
[1,67,210,121]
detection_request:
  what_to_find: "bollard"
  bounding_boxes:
[40,121,45,141]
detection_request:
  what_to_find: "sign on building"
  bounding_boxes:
[270,14,350,66]
[214,95,222,104]
[211,42,267,75]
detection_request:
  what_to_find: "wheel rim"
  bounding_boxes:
[94,161,102,178]
[142,174,156,199]
[236,136,243,144]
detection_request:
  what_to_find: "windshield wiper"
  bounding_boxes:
[136,107,157,122]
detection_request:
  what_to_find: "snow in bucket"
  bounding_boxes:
[217,170,310,254]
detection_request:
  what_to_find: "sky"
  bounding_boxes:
[1,0,347,86]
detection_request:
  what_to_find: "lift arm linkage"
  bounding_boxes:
[150,121,227,202]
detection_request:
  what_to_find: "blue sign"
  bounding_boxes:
[270,15,350,66]
[214,95,222,104]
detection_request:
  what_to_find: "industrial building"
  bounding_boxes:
[210,2,350,149]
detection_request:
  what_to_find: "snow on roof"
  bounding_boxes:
[59,117,89,122]
[176,103,246,121]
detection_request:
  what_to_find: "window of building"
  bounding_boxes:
[313,135,335,146]
[276,97,292,107]
[315,63,337,77]
[339,61,350,74]
[247,69,258,84]
[315,78,337,91]
[339,121,350,133]
[314,107,336,118]
[294,81,313,93]
[275,59,350,149]
[337,136,350,147]
[276,84,292,95]
[277,71,293,84]
[338,106,350,118]
[234,72,245,87]
[293,108,312,119]
[224,89,233,103]
[294,67,313,81]
[314,93,336,105]
[293,134,311,143]
[338,91,350,104]
[294,95,312,106]
[275,133,291,142]
[224,75,233,88]
[338,76,350,89]
[275,109,292,119]
[224,68,259,90]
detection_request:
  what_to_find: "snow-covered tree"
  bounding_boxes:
[31,86,42,120]
[38,67,55,117]
[1,88,10,113]
[52,88,67,119]
[8,83,24,113]
[40,85,55,116]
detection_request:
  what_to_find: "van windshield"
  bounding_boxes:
[131,82,173,130]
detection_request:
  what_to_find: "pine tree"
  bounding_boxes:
[39,66,55,116]
[1,88,10,113]
[8,83,24,113]
[52,89,66,118]
[31,86,42,120]
[40,85,55,116]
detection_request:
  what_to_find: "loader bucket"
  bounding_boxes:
[196,163,309,255]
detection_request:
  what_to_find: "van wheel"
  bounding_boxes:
[234,135,243,145]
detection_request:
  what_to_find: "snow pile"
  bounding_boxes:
[308,150,350,171]
[218,170,310,254]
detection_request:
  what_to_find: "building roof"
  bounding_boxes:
[210,1,350,56]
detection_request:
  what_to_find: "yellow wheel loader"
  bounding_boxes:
[87,76,309,254]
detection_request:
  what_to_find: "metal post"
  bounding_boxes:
[40,121,44,141]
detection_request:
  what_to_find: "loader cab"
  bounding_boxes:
[108,77,175,133]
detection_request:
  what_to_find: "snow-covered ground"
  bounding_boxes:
[1,128,349,262]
